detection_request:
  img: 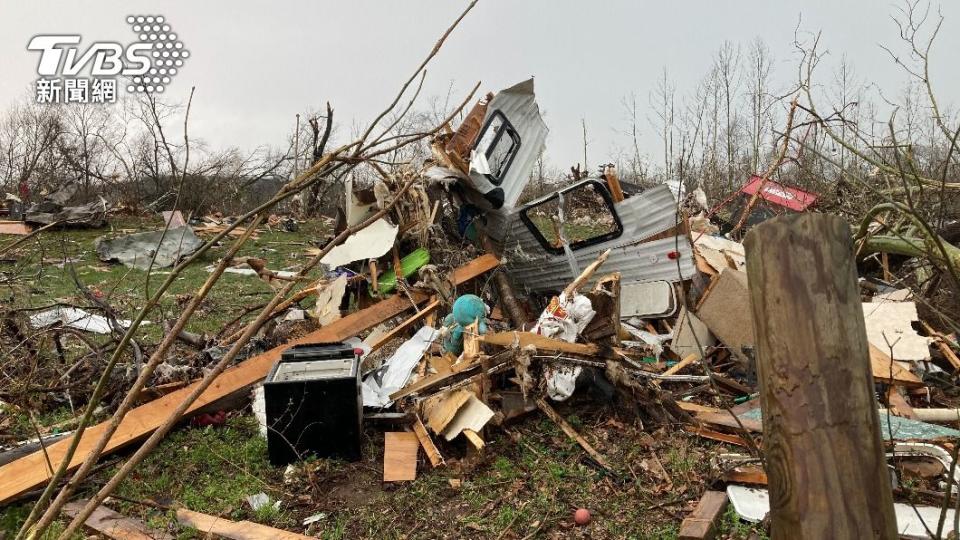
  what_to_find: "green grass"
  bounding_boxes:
[2,215,329,343]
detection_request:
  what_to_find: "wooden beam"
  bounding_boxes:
[869,344,924,387]
[743,214,897,539]
[663,353,698,376]
[63,500,173,540]
[0,254,499,505]
[562,249,611,297]
[412,414,444,467]
[480,331,601,357]
[921,321,960,371]
[536,397,612,471]
[367,299,441,353]
[678,490,728,540]
[175,508,313,539]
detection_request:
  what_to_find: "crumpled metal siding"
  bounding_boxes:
[470,79,548,212]
[501,184,695,294]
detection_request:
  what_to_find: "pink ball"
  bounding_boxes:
[574,508,591,526]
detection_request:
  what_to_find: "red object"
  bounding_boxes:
[574,508,591,526]
[739,175,818,212]
[667,250,680,260]
[353,347,364,356]
[191,410,227,428]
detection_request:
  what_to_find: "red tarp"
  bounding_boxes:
[739,175,818,212]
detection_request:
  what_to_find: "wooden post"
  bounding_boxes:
[743,214,897,540]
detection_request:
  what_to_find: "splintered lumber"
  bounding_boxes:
[462,429,485,449]
[869,344,923,387]
[412,414,444,467]
[921,321,960,371]
[367,299,441,353]
[562,249,611,297]
[175,508,312,540]
[682,426,749,447]
[0,254,498,505]
[383,432,419,482]
[536,397,612,471]
[480,331,601,356]
[63,499,173,540]
[744,214,897,539]
[422,389,473,434]
[663,353,698,376]
[678,490,728,540]
[389,353,484,401]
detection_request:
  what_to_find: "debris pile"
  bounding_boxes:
[3,77,960,540]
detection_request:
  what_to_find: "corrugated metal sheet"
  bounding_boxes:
[468,79,548,212]
[500,184,695,294]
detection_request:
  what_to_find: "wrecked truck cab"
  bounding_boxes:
[446,78,694,298]
[458,78,548,216]
[501,182,696,296]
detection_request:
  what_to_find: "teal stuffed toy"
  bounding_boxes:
[442,294,488,355]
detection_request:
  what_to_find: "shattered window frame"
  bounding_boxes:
[519,179,624,256]
[474,109,521,185]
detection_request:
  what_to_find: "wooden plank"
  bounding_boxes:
[723,466,768,486]
[367,299,441,353]
[921,321,960,371]
[462,428,485,450]
[885,386,919,420]
[383,432,419,482]
[412,414,444,467]
[480,331,601,357]
[0,254,498,505]
[743,214,897,539]
[176,508,313,539]
[869,344,924,387]
[694,411,762,433]
[389,354,483,401]
[536,398,612,471]
[63,499,173,540]
[0,221,32,235]
[682,426,749,447]
[422,389,472,434]
[663,353,698,376]
[678,490,728,540]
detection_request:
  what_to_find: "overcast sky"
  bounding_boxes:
[2,1,959,170]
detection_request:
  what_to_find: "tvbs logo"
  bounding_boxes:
[28,15,189,104]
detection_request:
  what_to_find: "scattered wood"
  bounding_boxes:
[462,429,485,450]
[0,254,499,505]
[663,353,698,376]
[562,249,611,297]
[481,331,601,357]
[536,397,612,472]
[412,414,444,467]
[678,490,728,540]
[869,344,924,387]
[175,507,313,539]
[922,321,960,371]
[383,432,419,482]
[63,499,173,540]
[723,466,768,486]
[367,299,441,353]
